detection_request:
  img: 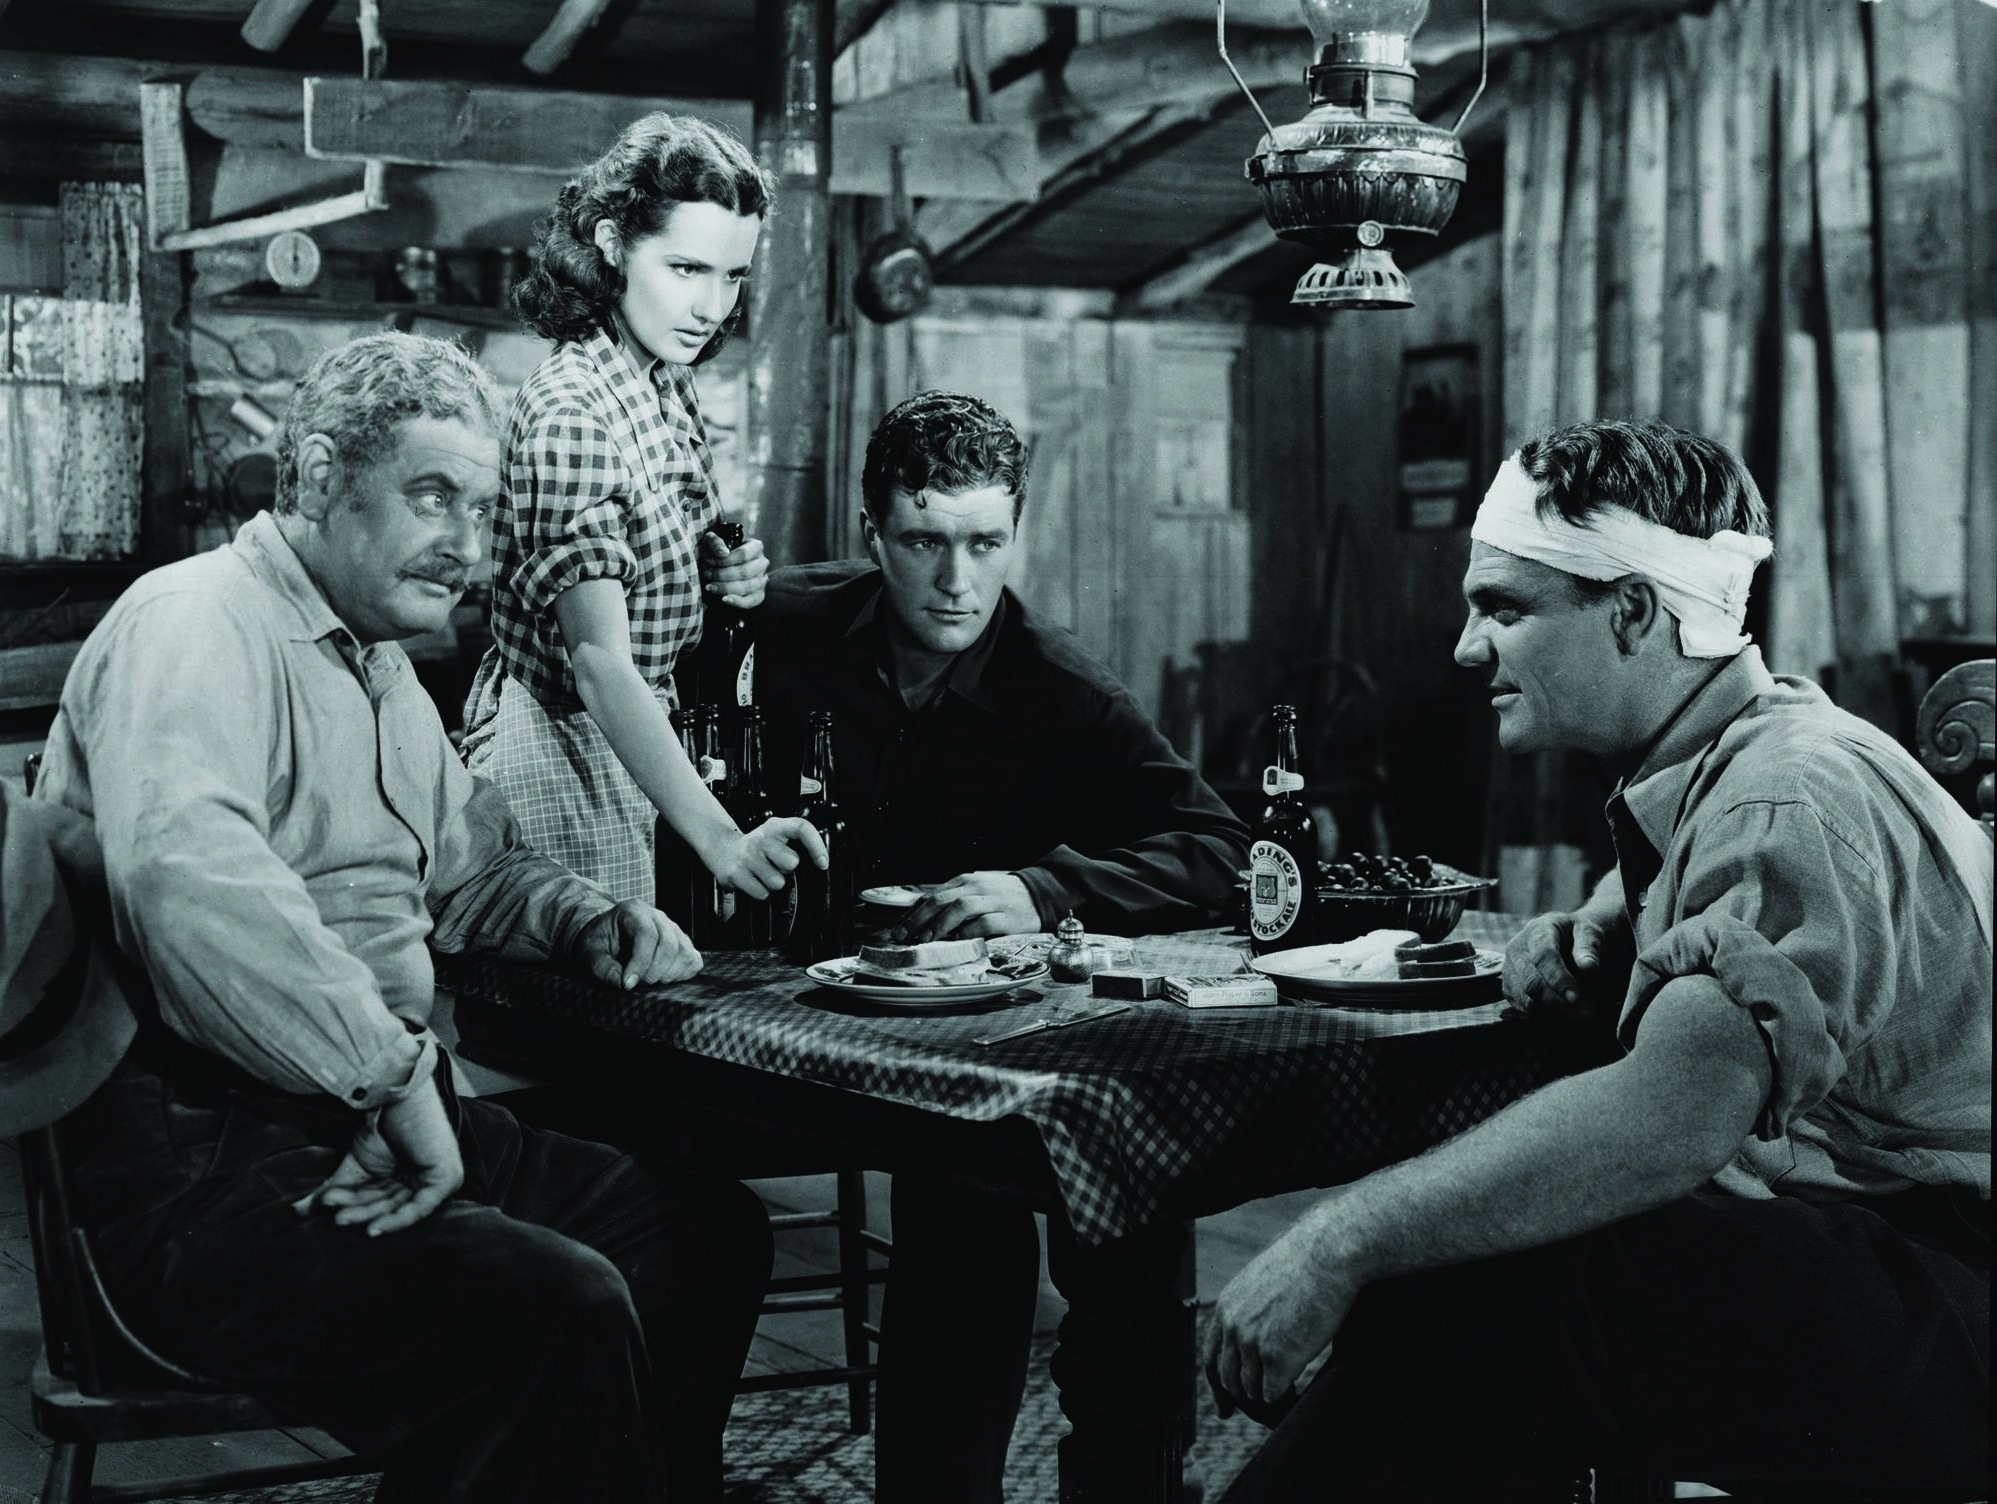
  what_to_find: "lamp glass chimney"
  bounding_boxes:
[1297,0,1430,69]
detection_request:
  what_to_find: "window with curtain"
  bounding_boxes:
[0,182,146,561]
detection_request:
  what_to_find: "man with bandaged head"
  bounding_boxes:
[1205,420,1990,1499]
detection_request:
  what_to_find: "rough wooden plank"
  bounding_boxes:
[746,0,834,565]
[833,116,1036,200]
[303,75,751,170]
[159,188,381,251]
[301,75,1035,199]
[0,133,144,182]
[835,0,900,57]
[239,0,320,53]
[1117,214,1273,312]
[138,246,191,569]
[137,80,192,250]
[522,0,619,75]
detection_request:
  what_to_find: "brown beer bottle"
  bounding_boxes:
[696,519,756,739]
[725,707,780,948]
[1247,703,1319,955]
[688,704,736,947]
[787,711,853,965]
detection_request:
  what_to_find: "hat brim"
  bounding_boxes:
[0,942,138,1139]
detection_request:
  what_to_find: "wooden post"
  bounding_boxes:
[138,247,191,566]
[746,0,833,563]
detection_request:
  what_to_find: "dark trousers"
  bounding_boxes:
[874,1174,1043,1504]
[1221,1190,1991,1502]
[62,1033,773,1504]
[488,1084,1051,1504]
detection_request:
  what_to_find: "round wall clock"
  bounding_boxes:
[264,229,322,291]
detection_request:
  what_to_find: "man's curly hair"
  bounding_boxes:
[861,391,1029,523]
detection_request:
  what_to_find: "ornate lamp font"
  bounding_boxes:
[1220,0,1486,308]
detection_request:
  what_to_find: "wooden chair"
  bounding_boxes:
[439,964,890,1437]
[739,1168,888,1435]
[1915,658,1995,842]
[4,766,372,1503]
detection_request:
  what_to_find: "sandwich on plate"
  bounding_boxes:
[849,937,992,986]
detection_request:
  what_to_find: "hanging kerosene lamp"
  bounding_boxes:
[1220,0,1487,308]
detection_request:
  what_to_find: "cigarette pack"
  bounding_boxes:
[1163,975,1279,1009]
[1092,969,1166,1000]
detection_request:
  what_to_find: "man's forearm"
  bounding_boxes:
[1307,978,1767,1286]
[1578,867,1627,927]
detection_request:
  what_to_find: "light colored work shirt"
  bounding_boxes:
[1612,648,1992,1200]
[35,513,616,1109]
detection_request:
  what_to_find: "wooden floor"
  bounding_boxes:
[0,1135,1328,1500]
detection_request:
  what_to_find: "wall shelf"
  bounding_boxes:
[197,295,520,332]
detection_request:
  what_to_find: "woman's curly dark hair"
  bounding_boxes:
[514,112,775,361]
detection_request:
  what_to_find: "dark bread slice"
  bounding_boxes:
[1397,956,1479,979]
[1394,938,1477,963]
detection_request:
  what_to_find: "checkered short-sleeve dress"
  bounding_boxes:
[462,326,717,905]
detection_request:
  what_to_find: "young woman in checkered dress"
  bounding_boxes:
[463,113,826,910]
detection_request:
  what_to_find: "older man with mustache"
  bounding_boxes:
[1205,419,1989,1500]
[31,332,771,1502]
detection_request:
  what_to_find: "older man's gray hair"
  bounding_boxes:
[273,331,505,514]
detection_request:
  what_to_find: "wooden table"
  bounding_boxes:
[439,912,1588,1502]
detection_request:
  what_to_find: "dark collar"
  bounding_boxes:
[1618,646,1777,853]
[842,579,1011,715]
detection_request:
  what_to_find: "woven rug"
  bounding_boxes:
[157,1330,1270,1503]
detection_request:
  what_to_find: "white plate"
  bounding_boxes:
[1250,945,1504,1007]
[857,885,936,910]
[804,957,1050,1009]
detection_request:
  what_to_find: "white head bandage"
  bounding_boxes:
[1470,454,1774,658]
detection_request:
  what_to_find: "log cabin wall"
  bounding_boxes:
[829,290,1303,747]
[1313,232,1503,869]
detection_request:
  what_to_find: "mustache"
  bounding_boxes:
[404,568,469,590]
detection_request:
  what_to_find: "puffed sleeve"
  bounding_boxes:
[508,404,643,615]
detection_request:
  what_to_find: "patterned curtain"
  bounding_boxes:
[55,182,146,559]
[0,341,65,560]
[1489,0,1997,913]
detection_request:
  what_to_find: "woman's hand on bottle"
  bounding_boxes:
[699,531,769,609]
[710,817,829,898]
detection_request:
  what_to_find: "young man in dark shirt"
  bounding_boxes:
[757,391,1250,1500]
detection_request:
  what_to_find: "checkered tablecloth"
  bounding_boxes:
[437,917,1572,1246]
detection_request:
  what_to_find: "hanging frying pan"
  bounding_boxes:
[855,146,934,325]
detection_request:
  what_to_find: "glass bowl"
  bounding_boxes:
[1313,864,1497,944]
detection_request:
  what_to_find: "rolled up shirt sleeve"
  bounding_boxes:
[509,406,641,615]
[1616,798,1892,1143]
[64,594,433,1108]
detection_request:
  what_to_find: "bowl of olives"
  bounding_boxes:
[1314,853,1497,943]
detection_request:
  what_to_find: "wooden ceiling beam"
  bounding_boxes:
[301,75,1037,198]
[239,0,320,54]
[840,19,1307,125]
[925,99,1222,264]
[522,0,616,75]
[834,0,899,57]
[0,133,143,181]
[0,50,1035,200]
[1115,212,1274,311]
